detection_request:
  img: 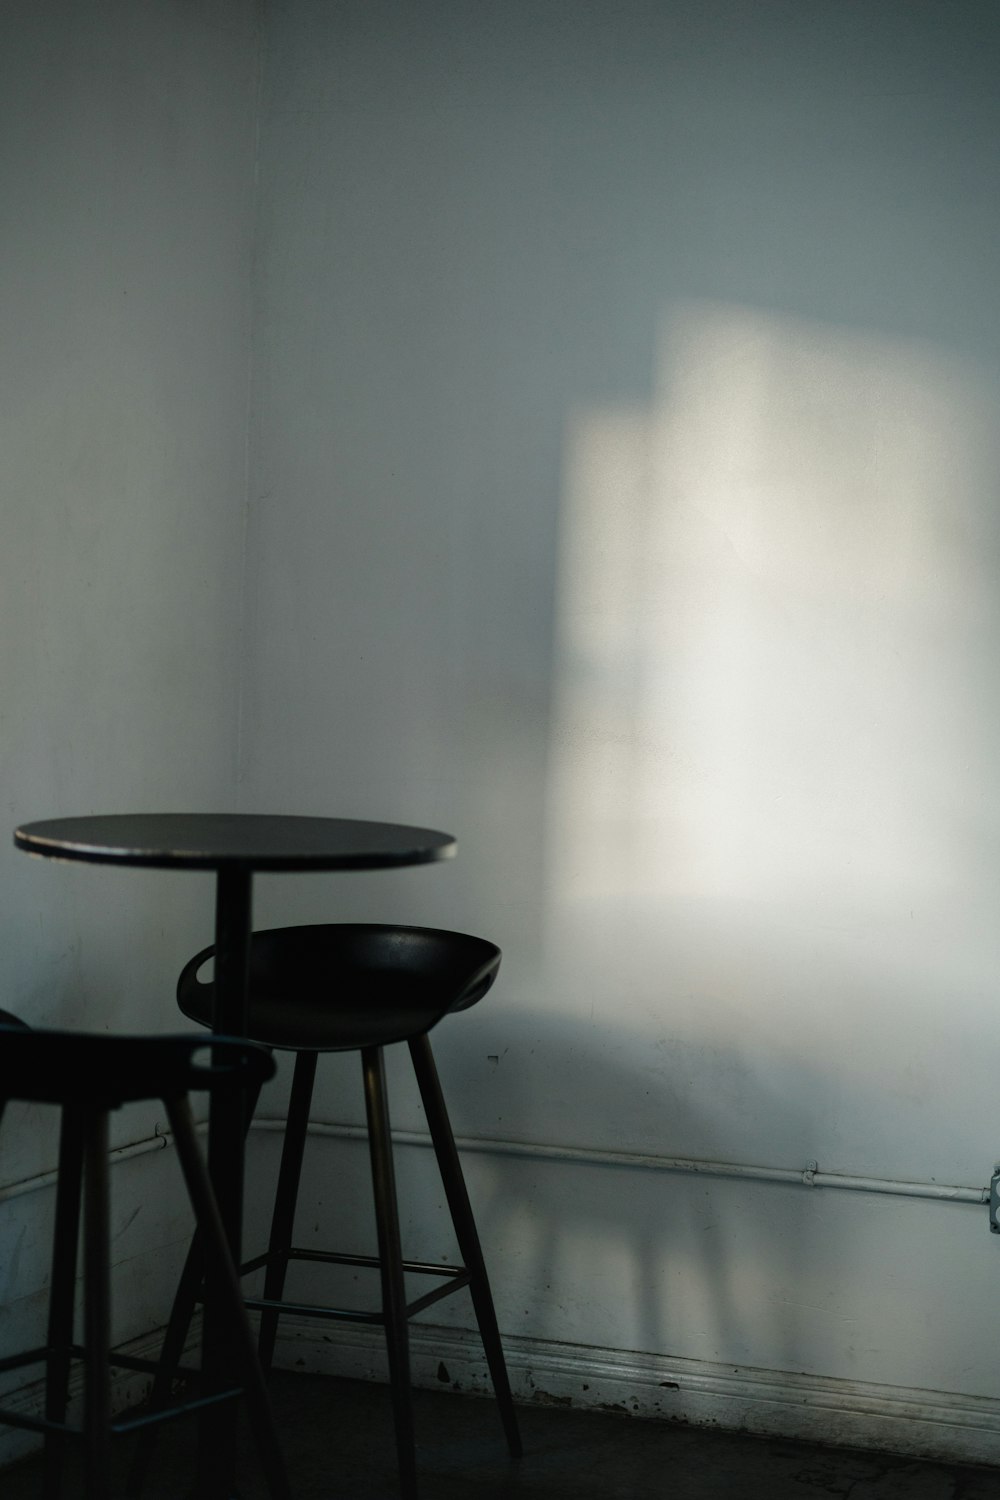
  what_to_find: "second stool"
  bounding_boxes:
[0,1020,290,1500]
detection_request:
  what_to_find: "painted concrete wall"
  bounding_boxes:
[243,0,1000,1424]
[0,0,259,1404]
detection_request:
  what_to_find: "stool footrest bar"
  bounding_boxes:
[241,1248,466,1279]
[243,1296,385,1324]
[112,1385,246,1435]
[284,1247,467,1277]
[404,1273,472,1319]
[242,1268,473,1326]
[0,1345,57,1376]
[0,1383,245,1441]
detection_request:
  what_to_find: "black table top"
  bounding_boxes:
[13,813,457,872]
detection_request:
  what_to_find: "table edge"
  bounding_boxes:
[13,828,458,872]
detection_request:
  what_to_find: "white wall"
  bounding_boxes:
[0,0,260,1415]
[242,0,1000,1447]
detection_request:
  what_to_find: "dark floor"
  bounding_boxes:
[3,1370,1000,1498]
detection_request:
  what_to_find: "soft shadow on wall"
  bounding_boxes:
[266,997,997,1393]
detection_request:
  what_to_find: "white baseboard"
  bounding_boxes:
[4,1316,997,1475]
[273,1317,1000,1468]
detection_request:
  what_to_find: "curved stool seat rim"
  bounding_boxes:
[177,922,502,1052]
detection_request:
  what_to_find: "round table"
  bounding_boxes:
[13,812,456,1498]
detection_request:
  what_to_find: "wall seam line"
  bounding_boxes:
[233,0,266,804]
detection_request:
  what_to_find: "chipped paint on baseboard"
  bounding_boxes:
[273,1318,1000,1468]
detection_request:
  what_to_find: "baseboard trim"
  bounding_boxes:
[273,1318,1000,1467]
[4,1316,996,1473]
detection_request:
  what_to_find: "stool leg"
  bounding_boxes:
[43,1106,86,1500]
[362,1046,418,1500]
[164,1094,291,1500]
[126,1070,267,1497]
[82,1108,113,1500]
[409,1035,522,1458]
[258,1050,317,1371]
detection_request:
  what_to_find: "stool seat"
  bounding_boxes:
[0,1026,265,1107]
[177,923,501,1052]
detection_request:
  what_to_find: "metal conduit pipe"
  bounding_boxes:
[0,1122,197,1205]
[248,1118,989,1207]
[0,1119,986,1209]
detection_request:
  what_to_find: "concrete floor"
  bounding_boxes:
[3,1370,1000,1498]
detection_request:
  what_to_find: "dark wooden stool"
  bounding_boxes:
[144,924,521,1499]
[0,1021,290,1500]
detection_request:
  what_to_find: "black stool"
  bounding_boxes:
[147,924,521,1499]
[0,1021,291,1500]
